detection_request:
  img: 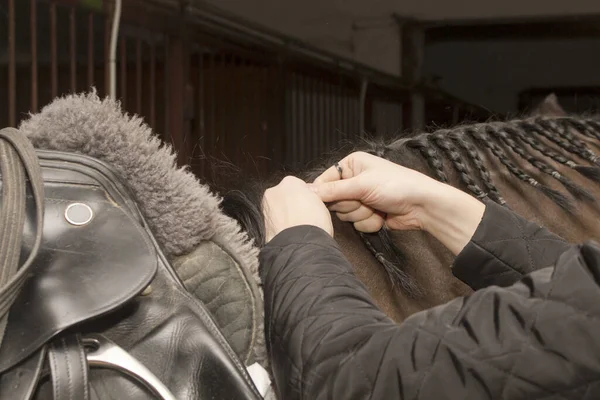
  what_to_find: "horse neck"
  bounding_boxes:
[339,130,600,323]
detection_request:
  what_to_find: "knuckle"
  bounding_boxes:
[281,175,301,185]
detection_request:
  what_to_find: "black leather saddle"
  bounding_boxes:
[0,128,262,399]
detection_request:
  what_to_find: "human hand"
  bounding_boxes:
[311,151,486,255]
[262,176,334,243]
[311,151,443,232]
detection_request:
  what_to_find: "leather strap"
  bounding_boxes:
[48,334,90,400]
[0,128,45,347]
[0,347,47,400]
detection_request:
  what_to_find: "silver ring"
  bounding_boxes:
[334,162,343,179]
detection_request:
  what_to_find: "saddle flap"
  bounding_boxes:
[0,151,157,373]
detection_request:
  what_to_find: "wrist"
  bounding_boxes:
[417,183,486,255]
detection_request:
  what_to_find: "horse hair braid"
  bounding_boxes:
[505,126,575,167]
[449,131,506,205]
[504,124,600,185]
[468,127,573,211]
[430,131,487,199]
[486,125,594,202]
[530,119,600,166]
[358,232,421,298]
[563,118,600,141]
[405,138,449,183]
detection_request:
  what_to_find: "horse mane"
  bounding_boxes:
[218,115,600,298]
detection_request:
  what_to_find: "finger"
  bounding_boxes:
[354,214,385,233]
[336,205,374,223]
[311,177,366,203]
[313,153,360,184]
[313,164,347,184]
[328,200,362,213]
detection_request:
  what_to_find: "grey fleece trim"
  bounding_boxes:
[18,89,266,366]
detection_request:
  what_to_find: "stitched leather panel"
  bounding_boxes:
[48,335,89,400]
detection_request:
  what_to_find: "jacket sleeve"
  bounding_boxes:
[260,225,600,399]
[452,198,570,289]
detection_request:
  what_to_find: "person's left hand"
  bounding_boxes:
[263,176,333,243]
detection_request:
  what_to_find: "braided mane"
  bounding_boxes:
[219,114,600,300]
[302,116,600,298]
[399,117,600,210]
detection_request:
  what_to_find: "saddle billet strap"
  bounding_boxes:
[45,334,176,400]
[0,128,44,346]
[48,334,89,400]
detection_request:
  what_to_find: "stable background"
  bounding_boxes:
[1,0,599,179]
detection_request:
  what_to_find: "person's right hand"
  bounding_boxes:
[311,151,444,232]
[310,151,486,256]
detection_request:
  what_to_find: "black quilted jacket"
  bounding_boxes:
[259,200,600,399]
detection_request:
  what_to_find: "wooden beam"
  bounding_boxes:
[399,19,425,130]
[423,14,600,42]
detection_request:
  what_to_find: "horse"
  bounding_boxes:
[216,97,600,324]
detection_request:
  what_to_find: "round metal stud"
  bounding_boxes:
[65,203,94,226]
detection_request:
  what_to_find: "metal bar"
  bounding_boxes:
[336,82,342,144]
[50,2,58,98]
[320,79,327,154]
[240,57,250,159]
[272,63,286,167]
[452,104,460,125]
[8,0,16,126]
[167,35,186,166]
[213,53,221,157]
[300,75,308,164]
[70,7,77,92]
[197,50,205,177]
[260,66,268,174]
[313,78,320,155]
[287,73,293,165]
[359,79,368,136]
[296,74,302,165]
[104,10,111,96]
[253,64,263,172]
[221,54,232,158]
[208,52,215,156]
[164,34,170,141]
[343,86,350,139]
[149,39,156,128]
[136,36,142,114]
[310,78,318,160]
[231,55,240,166]
[109,0,122,99]
[324,81,331,150]
[120,36,127,106]
[88,13,95,88]
[31,0,38,113]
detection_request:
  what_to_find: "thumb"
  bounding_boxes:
[309,177,366,203]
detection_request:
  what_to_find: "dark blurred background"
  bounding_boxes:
[1,0,599,178]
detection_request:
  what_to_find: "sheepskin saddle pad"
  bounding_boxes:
[18,90,266,369]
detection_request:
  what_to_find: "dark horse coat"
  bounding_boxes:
[259,199,600,399]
